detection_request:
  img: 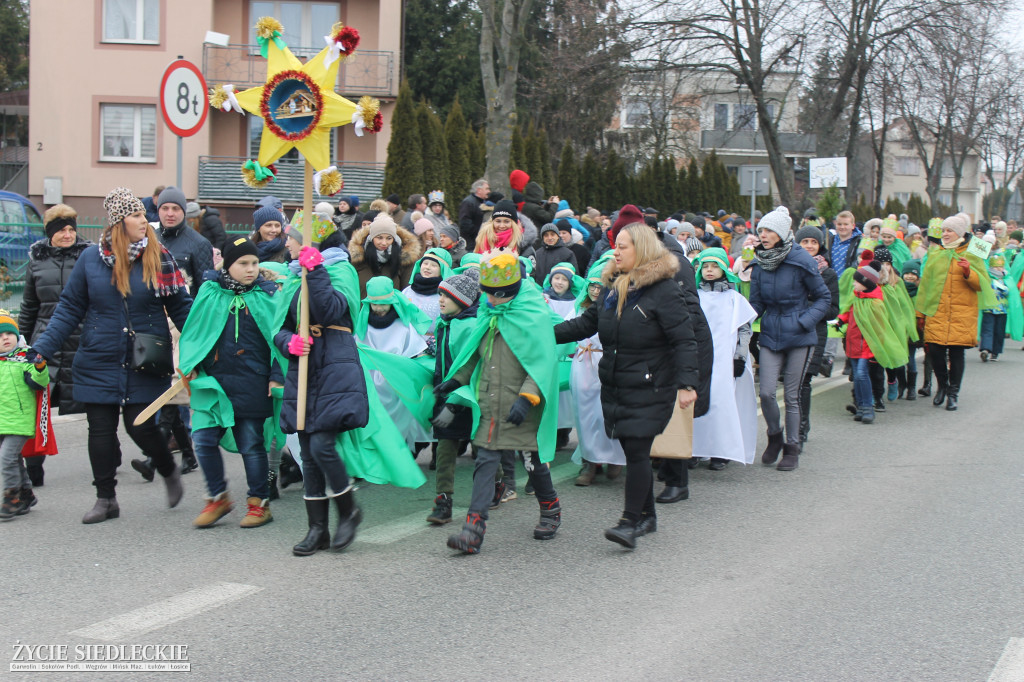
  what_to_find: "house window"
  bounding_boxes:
[250,1,340,57]
[893,156,919,175]
[100,104,157,163]
[102,0,159,44]
[623,101,649,128]
[733,104,756,131]
[937,191,953,207]
[713,103,729,131]
[941,157,957,177]
[895,192,911,205]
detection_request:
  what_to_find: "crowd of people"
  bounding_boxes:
[1,170,1021,555]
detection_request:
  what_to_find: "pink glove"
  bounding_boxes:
[287,334,313,356]
[299,246,324,270]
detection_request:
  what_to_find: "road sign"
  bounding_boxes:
[809,157,848,189]
[159,59,208,137]
[739,165,771,196]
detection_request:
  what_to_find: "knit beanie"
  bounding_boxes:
[367,214,401,245]
[549,263,577,282]
[665,219,680,234]
[283,223,304,244]
[361,209,380,226]
[104,187,146,227]
[794,225,825,251]
[222,236,259,271]
[386,193,401,205]
[0,310,17,336]
[555,201,574,221]
[873,245,892,264]
[907,224,922,236]
[541,222,559,236]
[157,186,187,212]
[253,205,285,231]
[1010,230,1024,242]
[757,206,793,241]
[439,224,460,244]
[942,214,969,238]
[44,204,78,239]
[691,215,707,232]
[684,237,703,254]
[853,259,881,290]
[676,221,696,238]
[491,199,519,224]
[314,201,335,218]
[982,232,997,245]
[414,218,434,236]
[349,195,360,208]
[608,204,644,243]
[185,202,202,220]
[256,195,283,211]
[479,251,523,298]
[509,169,530,193]
[438,274,480,309]
[901,259,921,278]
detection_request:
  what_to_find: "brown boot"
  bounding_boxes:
[575,463,597,486]
[239,497,273,528]
[777,443,800,471]
[193,492,233,528]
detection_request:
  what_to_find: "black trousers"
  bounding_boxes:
[85,403,176,499]
[927,344,966,391]
[620,436,657,522]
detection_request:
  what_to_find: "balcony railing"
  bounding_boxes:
[203,44,395,97]
[198,156,385,206]
[701,130,817,155]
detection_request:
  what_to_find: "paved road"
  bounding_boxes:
[2,349,1023,681]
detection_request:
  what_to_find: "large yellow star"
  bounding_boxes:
[234,38,357,172]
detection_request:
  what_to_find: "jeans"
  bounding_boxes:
[758,346,811,445]
[434,439,459,495]
[193,419,269,499]
[469,448,556,519]
[0,434,30,490]
[620,436,656,522]
[498,449,517,491]
[851,359,873,408]
[980,313,1007,355]
[928,344,966,391]
[84,403,176,499]
[298,431,350,498]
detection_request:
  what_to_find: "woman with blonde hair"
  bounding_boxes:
[555,222,699,549]
[31,187,193,523]
[474,200,524,253]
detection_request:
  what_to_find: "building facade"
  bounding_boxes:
[28,0,400,221]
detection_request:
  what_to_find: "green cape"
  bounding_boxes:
[916,245,998,317]
[444,283,562,463]
[882,279,919,344]
[408,247,454,285]
[355,281,432,338]
[853,294,909,368]
[838,268,855,315]
[884,238,912,271]
[358,344,436,430]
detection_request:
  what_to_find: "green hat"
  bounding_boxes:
[0,309,17,336]
[479,251,523,297]
[453,253,482,275]
[543,262,585,298]
[575,259,608,310]
[356,277,431,338]
[409,247,454,284]
[901,259,921,277]
[694,247,738,285]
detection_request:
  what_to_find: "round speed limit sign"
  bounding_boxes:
[159,59,209,137]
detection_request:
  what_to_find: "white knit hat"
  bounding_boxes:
[757,206,793,241]
[941,214,969,238]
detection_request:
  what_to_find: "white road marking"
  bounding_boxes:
[69,582,262,641]
[988,638,1024,682]
[756,375,850,417]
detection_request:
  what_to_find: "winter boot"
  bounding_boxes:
[490,480,507,509]
[447,512,486,554]
[887,381,898,402]
[556,428,571,450]
[0,489,21,520]
[426,493,453,525]
[193,492,233,527]
[292,498,330,556]
[130,457,155,482]
[268,470,280,501]
[945,386,959,411]
[180,449,199,475]
[534,499,561,540]
[163,468,183,508]
[933,382,947,407]
[18,486,36,512]
[575,462,597,486]
[82,497,119,524]
[635,511,657,536]
[905,371,917,400]
[777,443,800,471]
[896,367,907,399]
[240,497,272,528]
[604,517,638,549]
[918,361,932,397]
[278,450,303,489]
[861,406,875,424]
[330,488,362,551]
[760,430,784,466]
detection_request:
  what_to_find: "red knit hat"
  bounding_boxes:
[608,204,645,244]
[509,169,530,193]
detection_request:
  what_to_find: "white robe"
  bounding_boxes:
[361,321,433,450]
[546,295,577,429]
[566,307,626,466]
[692,288,758,463]
[401,286,441,334]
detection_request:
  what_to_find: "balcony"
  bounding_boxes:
[197,156,386,206]
[203,44,395,98]
[701,130,817,155]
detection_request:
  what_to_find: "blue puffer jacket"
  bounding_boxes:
[32,246,193,405]
[199,272,277,420]
[156,223,214,292]
[273,265,368,434]
[748,244,831,352]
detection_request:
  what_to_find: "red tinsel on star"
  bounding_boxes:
[333,26,360,54]
[367,110,384,134]
[258,70,324,142]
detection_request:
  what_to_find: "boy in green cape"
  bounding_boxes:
[434,250,562,554]
[177,237,282,528]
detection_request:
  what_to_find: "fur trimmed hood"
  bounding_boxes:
[29,236,92,262]
[601,250,679,289]
[347,224,422,267]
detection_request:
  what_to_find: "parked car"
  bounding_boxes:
[0,190,46,315]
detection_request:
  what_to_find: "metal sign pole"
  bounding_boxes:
[176,136,183,189]
[750,169,757,228]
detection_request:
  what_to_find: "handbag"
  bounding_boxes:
[123,298,174,377]
[651,403,694,459]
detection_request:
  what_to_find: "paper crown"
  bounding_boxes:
[291,209,336,243]
[928,217,943,238]
[479,250,522,289]
[882,217,900,233]
[427,190,445,205]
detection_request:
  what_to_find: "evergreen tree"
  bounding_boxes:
[524,121,543,190]
[659,157,678,214]
[470,129,487,184]
[676,163,690,212]
[579,149,600,210]
[510,125,528,174]
[603,148,628,210]
[687,157,704,212]
[726,169,744,215]
[536,128,555,192]
[556,140,579,209]
[444,95,472,202]
[882,196,906,217]
[814,183,846,222]
[906,193,931,227]
[381,80,424,200]
[417,100,448,196]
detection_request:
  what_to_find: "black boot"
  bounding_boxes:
[635,511,657,536]
[933,383,947,407]
[447,513,486,553]
[799,382,812,443]
[180,448,198,475]
[292,498,330,556]
[777,443,800,471]
[426,493,453,524]
[429,442,438,471]
[130,457,155,482]
[895,367,907,399]
[330,488,362,551]
[25,457,44,487]
[919,360,932,396]
[268,471,280,501]
[604,517,638,549]
[534,499,561,540]
[279,450,303,489]
[760,430,784,466]
[905,372,917,401]
[945,387,958,411]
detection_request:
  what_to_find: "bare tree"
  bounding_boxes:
[861,58,899,208]
[979,64,1024,218]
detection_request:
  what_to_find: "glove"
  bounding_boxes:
[504,395,531,426]
[287,334,313,357]
[424,335,437,357]
[433,378,460,399]
[24,348,46,370]
[957,258,971,277]
[298,246,324,270]
[431,405,456,429]
[733,357,746,377]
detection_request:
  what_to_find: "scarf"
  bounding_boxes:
[942,237,965,250]
[367,243,402,277]
[491,228,515,250]
[753,236,793,272]
[813,254,829,273]
[99,234,184,298]
[255,236,285,260]
[410,272,442,296]
[219,270,256,295]
[367,306,400,329]
[543,286,576,301]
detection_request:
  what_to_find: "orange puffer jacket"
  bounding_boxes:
[920,244,981,347]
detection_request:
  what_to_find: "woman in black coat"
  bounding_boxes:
[18,204,91,485]
[31,188,193,523]
[555,223,699,549]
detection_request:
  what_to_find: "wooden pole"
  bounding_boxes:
[296,161,313,430]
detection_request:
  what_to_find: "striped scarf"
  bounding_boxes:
[99,234,186,298]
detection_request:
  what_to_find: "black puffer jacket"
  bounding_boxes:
[17,237,91,414]
[532,241,578,284]
[807,265,840,375]
[521,182,555,227]
[157,222,214,292]
[199,207,227,251]
[554,252,699,439]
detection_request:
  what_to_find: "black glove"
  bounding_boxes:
[431,405,456,429]
[432,378,460,399]
[504,396,532,426]
[424,335,437,357]
[24,348,46,370]
[733,357,746,377]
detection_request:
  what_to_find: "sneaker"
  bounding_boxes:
[874,399,886,413]
[18,486,36,513]
[501,486,518,503]
[490,481,506,509]
[991,354,999,362]
[0,489,21,520]
[980,350,989,362]
[239,497,273,528]
[193,492,233,528]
